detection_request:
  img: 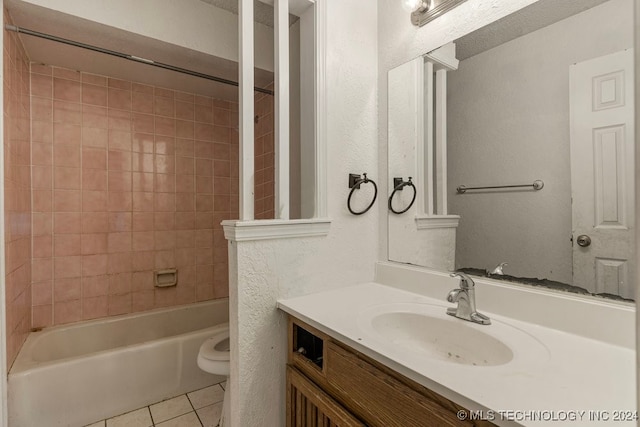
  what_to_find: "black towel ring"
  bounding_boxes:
[388,177,416,214]
[348,173,378,215]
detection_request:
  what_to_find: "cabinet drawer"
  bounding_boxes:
[325,342,471,427]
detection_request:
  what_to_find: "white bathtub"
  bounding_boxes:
[8,299,228,427]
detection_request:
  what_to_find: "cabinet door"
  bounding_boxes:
[286,366,365,427]
[325,342,471,427]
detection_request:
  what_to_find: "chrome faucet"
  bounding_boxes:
[446,272,491,325]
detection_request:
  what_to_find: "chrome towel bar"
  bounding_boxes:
[456,179,544,194]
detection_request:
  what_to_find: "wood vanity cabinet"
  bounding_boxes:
[286,316,496,427]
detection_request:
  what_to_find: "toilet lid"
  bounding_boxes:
[200,330,230,362]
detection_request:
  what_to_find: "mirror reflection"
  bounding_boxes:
[387,0,635,300]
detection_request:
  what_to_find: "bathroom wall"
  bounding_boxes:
[29,64,239,327]
[228,1,380,425]
[447,0,633,282]
[3,10,31,368]
[377,0,541,264]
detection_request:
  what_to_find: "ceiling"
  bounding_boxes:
[6,0,275,102]
[455,0,611,60]
[197,0,299,27]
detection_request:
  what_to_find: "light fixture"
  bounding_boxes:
[408,0,468,27]
[401,0,427,13]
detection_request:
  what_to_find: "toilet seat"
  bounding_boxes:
[197,328,230,376]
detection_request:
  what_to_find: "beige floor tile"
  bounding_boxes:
[106,408,153,427]
[188,384,225,409]
[84,421,106,427]
[197,402,223,427]
[156,411,202,427]
[150,395,194,424]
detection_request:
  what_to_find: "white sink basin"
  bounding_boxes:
[358,303,548,368]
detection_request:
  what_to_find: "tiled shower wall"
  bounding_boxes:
[254,86,274,220]
[3,13,32,367]
[29,64,244,327]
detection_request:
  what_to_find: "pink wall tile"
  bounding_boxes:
[53,78,81,102]
[82,169,108,191]
[82,254,108,277]
[28,64,238,330]
[132,92,153,114]
[82,275,108,297]
[54,299,82,324]
[31,73,52,98]
[32,97,53,122]
[32,305,53,328]
[54,278,81,301]
[82,73,107,86]
[82,83,108,106]
[33,235,53,258]
[132,213,154,231]
[32,143,52,166]
[54,144,80,167]
[32,121,53,143]
[82,147,107,169]
[32,281,52,306]
[108,88,132,110]
[132,153,154,173]
[82,191,108,212]
[108,78,131,90]
[53,212,81,234]
[54,234,81,256]
[53,67,80,81]
[108,191,132,211]
[54,256,81,279]
[82,107,108,130]
[82,212,108,233]
[133,133,154,153]
[132,291,154,312]
[81,233,107,255]
[108,130,132,151]
[108,171,132,192]
[108,294,131,316]
[54,167,81,190]
[82,296,108,320]
[54,101,81,124]
[109,212,132,232]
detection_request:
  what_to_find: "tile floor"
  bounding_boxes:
[85,381,226,427]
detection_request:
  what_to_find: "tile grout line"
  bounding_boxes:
[185,392,205,427]
[147,406,155,427]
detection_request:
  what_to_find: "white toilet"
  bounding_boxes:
[198,327,230,426]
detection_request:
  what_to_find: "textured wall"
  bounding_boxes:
[29,64,236,327]
[448,0,632,282]
[3,10,32,368]
[229,1,379,425]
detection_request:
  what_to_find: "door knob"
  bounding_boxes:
[576,235,591,247]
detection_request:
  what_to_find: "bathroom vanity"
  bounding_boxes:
[278,263,636,427]
[285,315,494,426]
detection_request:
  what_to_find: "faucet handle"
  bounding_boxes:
[450,272,475,289]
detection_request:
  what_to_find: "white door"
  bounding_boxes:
[570,49,635,299]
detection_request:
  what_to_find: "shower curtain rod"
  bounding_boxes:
[4,24,274,96]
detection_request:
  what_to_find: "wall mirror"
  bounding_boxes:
[387,0,635,301]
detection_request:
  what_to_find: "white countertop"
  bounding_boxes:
[278,282,636,427]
